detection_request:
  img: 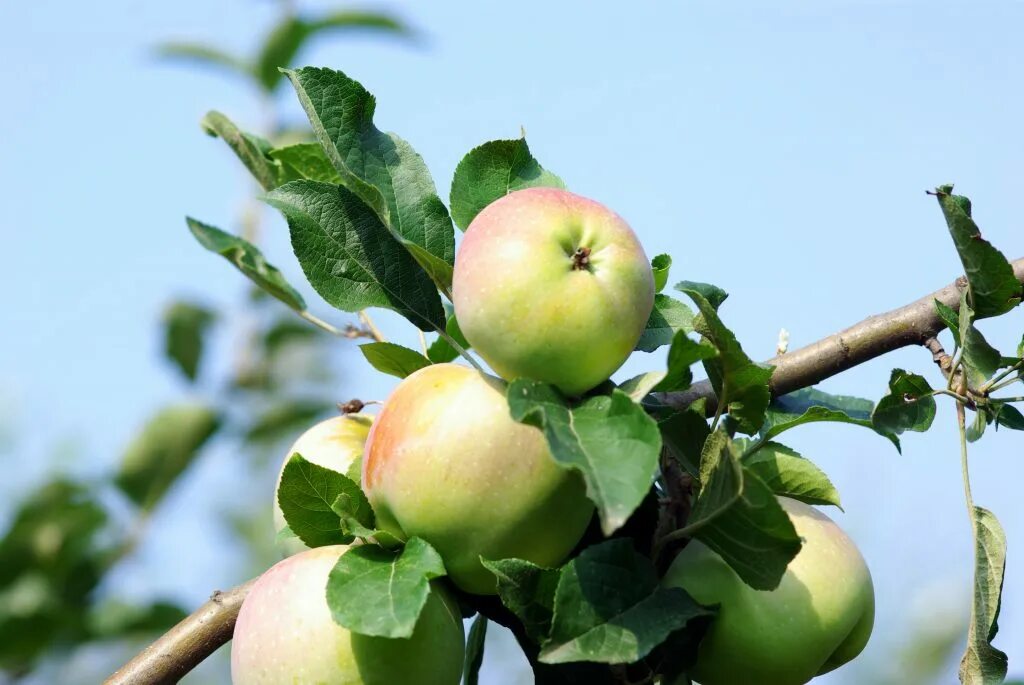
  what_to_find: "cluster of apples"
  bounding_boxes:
[230,188,874,685]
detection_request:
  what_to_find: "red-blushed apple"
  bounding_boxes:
[362,363,594,594]
[231,545,465,685]
[452,187,655,396]
[273,415,373,555]
[663,497,875,685]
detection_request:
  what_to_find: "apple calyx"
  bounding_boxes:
[337,398,365,414]
[571,246,592,271]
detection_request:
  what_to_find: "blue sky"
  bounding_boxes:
[2,1,1023,682]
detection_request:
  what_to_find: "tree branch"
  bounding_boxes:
[106,257,1024,685]
[660,257,1024,413]
[103,578,256,685]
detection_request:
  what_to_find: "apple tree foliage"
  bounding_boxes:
[182,63,1024,684]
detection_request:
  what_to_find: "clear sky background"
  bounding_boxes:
[2,1,1023,683]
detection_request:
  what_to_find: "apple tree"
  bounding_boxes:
[102,64,1023,685]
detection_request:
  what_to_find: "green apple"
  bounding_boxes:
[231,545,464,684]
[362,363,594,594]
[452,187,654,396]
[273,415,373,555]
[663,497,874,685]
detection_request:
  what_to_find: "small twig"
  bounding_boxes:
[358,310,386,343]
[980,360,1023,394]
[418,329,429,356]
[923,336,954,380]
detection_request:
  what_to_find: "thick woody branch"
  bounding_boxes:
[107,258,1024,685]
[103,579,256,685]
[660,257,1024,413]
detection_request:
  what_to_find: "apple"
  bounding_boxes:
[362,363,594,594]
[452,187,655,396]
[663,497,874,685]
[231,545,465,685]
[273,414,373,555]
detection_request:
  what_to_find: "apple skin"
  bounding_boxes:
[231,545,465,685]
[273,415,373,555]
[452,187,654,396]
[663,497,875,685]
[362,363,594,594]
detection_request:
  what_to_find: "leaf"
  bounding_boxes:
[651,254,672,293]
[200,111,282,190]
[934,298,961,343]
[740,442,841,507]
[679,287,773,434]
[763,387,900,451]
[243,400,332,444]
[269,143,343,183]
[326,537,446,638]
[359,342,432,378]
[264,180,445,331]
[618,372,667,402]
[481,557,560,643]
[254,17,311,92]
[187,217,307,311]
[656,332,718,393]
[507,382,661,535]
[657,402,710,479]
[463,615,488,685]
[958,507,1008,685]
[162,300,215,381]
[636,295,695,352]
[283,67,456,294]
[871,369,936,435]
[994,404,1024,431]
[539,540,711,664]
[115,404,220,510]
[330,493,400,547]
[684,431,802,590]
[674,280,728,310]
[276,454,362,548]
[449,138,565,230]
[934,185,1021,318]
[154,42,250,80]
[959,292,1003,388]
[967,408,988,443]
[86,600,188,639]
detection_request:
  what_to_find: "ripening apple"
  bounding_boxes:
[273,415,373,555]
[453,187,655,396]
[363,363,594,594]
[663,497,875,685]
[231,545,465,685]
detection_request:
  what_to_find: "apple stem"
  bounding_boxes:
[439,329,485,373]
[571,246,592,270]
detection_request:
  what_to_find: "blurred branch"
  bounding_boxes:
[103,579,256,685]
[660,257,1024,413]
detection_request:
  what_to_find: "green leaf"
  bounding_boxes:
[675,280,728,310]
[540,539,711,664]
[958,506,1008,685]
[507,382,661,535]
[359,342,432,378]
[276,454,362,548]
[763,387,900,451]
[651,254,672,293]
[678,287,773,434]
[330,493,400,547]
[269,143,343,183]
[154,42,250,81]
[187,217,307,311]
[481,557,559,643]
[934,185,1021,318]
[994,404,1024,431]
[967,408,988,443]
[740,442,841,507]
[264,181,445,331]
[200,111,282,190]
[427,313,470,363]
[657,402,710,479]
[934,298,961,343]
[326,537,447,638]
[656,332,718,393]
[115,404,220,510]
[636,295,695,352]
[243,400,332,444]
[959,292,1003,388]
[283,67,456,294]
[162,300,215,382]
[618,372,667,402]
[685,431,802,590]
[463,615,488,685]
[86,600,188,639]
[307,10,415,37]
[871,369,936,435]
[449,138,565,230]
